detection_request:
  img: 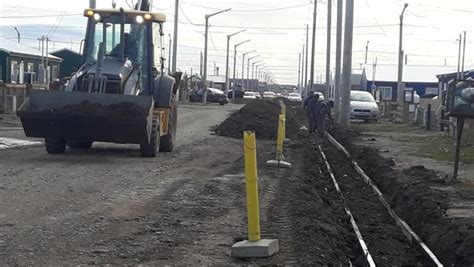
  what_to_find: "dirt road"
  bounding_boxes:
[0,103,251,265]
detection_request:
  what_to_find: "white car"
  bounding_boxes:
[287,92,302,102]
[350,90,379,122]
[314,91,325,100]
[263,91,276,99]
[243,91,257,99]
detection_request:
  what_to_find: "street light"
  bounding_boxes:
[14,27,20,43]
[203,7,232,104]
[255,63,265,92]
[225,29,246,96]
[232,39,250,101]
[397,3,408,104]
[241,50,256,91]
[252,60,263,80]
[247,55,259,80]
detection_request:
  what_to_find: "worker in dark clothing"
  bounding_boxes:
[315,100,334,137]
[303,91,315,109]
[306,93,321,133]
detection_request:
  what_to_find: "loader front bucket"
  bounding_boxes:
[17,90,154,144]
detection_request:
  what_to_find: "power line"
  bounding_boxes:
[182,2,310,12]
[0,13,81,18]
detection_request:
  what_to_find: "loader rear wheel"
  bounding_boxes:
[140,117,159,157]
[45,138,66,154]
[159,98,177,152]
[67,141,93,149]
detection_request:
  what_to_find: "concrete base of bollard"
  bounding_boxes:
[231,239,279,258]
[266,159,292,168]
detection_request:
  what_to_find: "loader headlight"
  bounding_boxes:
[136,15,144,24]
[85,10,94,17]
[93,13,101,21]
[144,13,152,20]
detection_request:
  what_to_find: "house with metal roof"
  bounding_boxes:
[361,64,456,101]
[0,37,62,84]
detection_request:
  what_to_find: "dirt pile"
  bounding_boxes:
[213,99,303,140]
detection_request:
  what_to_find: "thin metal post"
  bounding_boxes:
[309,1,317,93]
[365,40,369,65]
[203,16,210,103]
[301,44,304,93]
[397,3,408,104]
[334,0,343,122]
[453,117,465,180]
[171,0,178,73]
[461,31,466,79]
[340,0,354,127]
[168,34,172,74]
[325,0,332,99]
[298,52,301,88]
[304,24,309,96]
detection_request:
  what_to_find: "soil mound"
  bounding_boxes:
[214,99,303,140]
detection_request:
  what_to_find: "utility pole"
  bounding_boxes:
[200,51,203,76]
[457,34,461,79]
[340,0,354,127]
[309,0,317,93]
[304,24,309,96]
[171,0,178,73]
[325,0,332,99]
[14,27,20,43]
[334,0,343,122]
[461,31,466,79]
[203,8,232,103]
[397,3,408,104]
[45,37,50,86]
[89,0,96,8]
[242,50,256,91]
[225,29,245,96]
[232,40,250,100]
[168,34,172,74]
[301,44,305,93]
[364,40,369,65]
[298,52,301,88]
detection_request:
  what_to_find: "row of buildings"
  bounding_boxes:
[0,37,81,85]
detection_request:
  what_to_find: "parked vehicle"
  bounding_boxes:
[243,91,257,99]
[314,91,325,100]
[227,89,245,99]
[350,90,379,122]
[262,91,276,99]
[190,88,228,105]
[287,92,302,102]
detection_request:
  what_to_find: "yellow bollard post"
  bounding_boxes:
[276,114,285,160]
[231,131,279,258]
[243,131,260,241]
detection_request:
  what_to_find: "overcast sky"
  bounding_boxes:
[1,0,473,84]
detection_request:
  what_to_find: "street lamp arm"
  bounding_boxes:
[228,29,246,38]
[206,8,232,19]
[235,39,250,48]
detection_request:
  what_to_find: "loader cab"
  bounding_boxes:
[80,9,166,95]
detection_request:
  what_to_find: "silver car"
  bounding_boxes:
[350,91,379,122]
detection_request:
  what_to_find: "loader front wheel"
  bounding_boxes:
[159,98,177,152]
[140,117,159,157]
[45,138,66,154]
